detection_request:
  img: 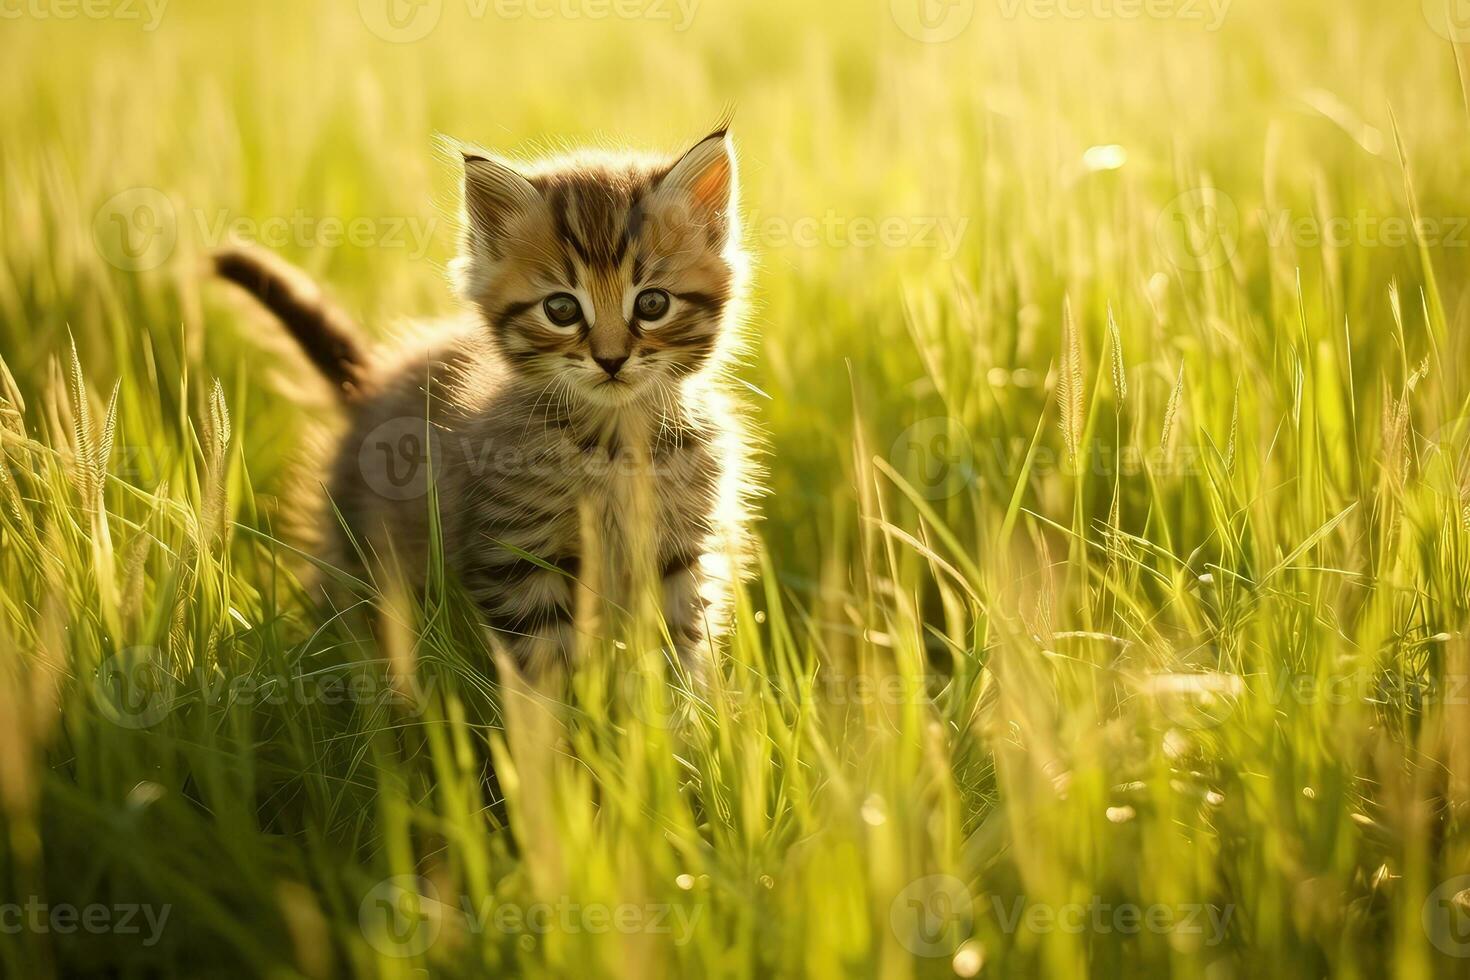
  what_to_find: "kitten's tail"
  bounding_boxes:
[212,245,369,399]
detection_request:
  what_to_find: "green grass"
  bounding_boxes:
[3,0,1470,976]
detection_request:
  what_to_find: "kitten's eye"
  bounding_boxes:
[543,293,583,328]
[634,289,672,323]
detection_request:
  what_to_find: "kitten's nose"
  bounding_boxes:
[594,355,628,378]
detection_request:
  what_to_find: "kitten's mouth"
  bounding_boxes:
[579,374,646,405]
[595,373,646,396]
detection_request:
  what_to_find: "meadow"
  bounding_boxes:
[2,0,1470,976]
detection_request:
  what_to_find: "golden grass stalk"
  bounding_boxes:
[1058,297,1085,464]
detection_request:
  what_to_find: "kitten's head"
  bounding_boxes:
[452,129,744,408]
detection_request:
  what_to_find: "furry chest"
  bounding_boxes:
[578,443,716,567]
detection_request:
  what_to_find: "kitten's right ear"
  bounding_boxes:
[459,146,544,254]
[657,129,736,242]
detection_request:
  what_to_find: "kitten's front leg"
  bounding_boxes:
[659,549,730,671]
[499,620,579,678]
[470,554,580,676]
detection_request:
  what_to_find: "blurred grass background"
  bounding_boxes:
[2,0,1470,976]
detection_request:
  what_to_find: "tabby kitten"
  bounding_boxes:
[215,128,754,674]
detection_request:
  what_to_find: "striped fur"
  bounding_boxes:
[286,130,754,675]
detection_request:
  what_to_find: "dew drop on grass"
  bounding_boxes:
[952,941,985,977]
[1148,272,1170,302]
[126,781,165,811]
[1083,144,1128,172]
[675,874,695,891]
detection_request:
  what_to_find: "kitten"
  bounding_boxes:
[214,128,755,675]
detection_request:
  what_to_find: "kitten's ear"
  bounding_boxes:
[659,129,737,242]
[459,147,544,254]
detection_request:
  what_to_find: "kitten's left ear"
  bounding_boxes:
[659,128,737,242]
